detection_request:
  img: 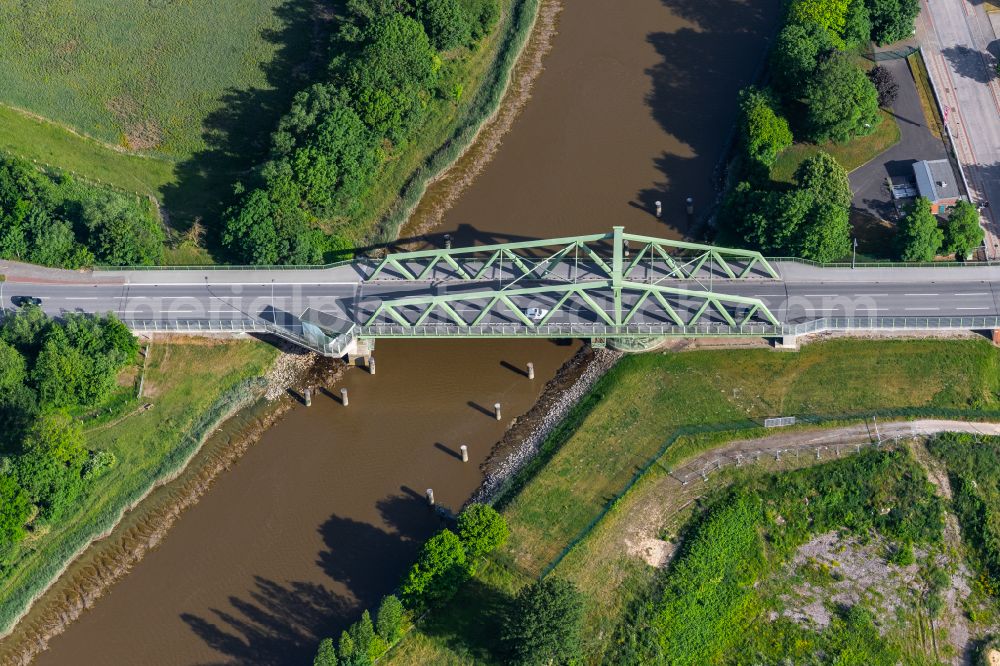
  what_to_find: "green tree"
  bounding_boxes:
[0,474,31,548]
[415,0,472,50]
[400,528,468,607]
[350,610,376,664]
[0,303,49,358]
[221,189,281,265]
[789,0,851,45]
[32,333,90,408]
[80,191,164,266]
[797,200,852,262]
[803,53,881,143]
[944,200,984,258]
[462,0,499,40]
[375,594,404,643]
[348,14,439,141]
[897,197,943,261]
[457,503,509,563]
[16,412,87,521]
[770,21,835,98]
[843,0,872,49]
[0,339,26,393]
[314,637,338,666]
[503,578,585,666]
[867,0,920,45]
[794,151,852,208]
[737,87,793,167]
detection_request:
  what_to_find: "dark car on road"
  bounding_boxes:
[11,296,42,307]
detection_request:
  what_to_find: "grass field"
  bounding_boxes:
[0,1,313,159]
[771,109,901,183]
[383,338,1000,664]
[0,339,278,634]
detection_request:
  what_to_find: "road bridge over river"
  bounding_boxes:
[3,226,1000,355]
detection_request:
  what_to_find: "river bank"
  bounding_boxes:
[12,0,786,661]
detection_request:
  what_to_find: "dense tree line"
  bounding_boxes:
[0,307,136,553]
[724,0,922,262]
[0,154,164,268]
[223,0,500,265]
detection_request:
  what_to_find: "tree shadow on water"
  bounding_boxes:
[636,0,783,230]
[180,494,441,664]
[161,0,335,254]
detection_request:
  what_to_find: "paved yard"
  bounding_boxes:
[850,56,949,220]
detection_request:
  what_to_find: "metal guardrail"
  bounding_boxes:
[360,316,1000,338]
[93,259,357,271]
[768,257,997,268]
[120,319,356,356]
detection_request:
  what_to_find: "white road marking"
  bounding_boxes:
[63,297,99,300]
[905,293,939,296]
[957,306,990,310]
[905,307,940,311]
[954,292,989,296]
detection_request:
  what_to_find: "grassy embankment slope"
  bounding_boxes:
[0,340,278,634]
[0,0,535,262]
[385,339,1000,664]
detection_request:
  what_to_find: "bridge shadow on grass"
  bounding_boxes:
[161,0,333,253]
[636,0,782,232]
[181,495,438,664]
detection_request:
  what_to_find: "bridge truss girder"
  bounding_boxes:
[363,279,780,330]
[369,226,780,283]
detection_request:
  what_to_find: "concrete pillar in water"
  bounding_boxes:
[686,196,695,215]
[654,200,662,218]
[341,388,349,406]
[426,488,435,506]
[304,387,312,407]
[460,445,469,462]
[368,356,376,375]
[494,402,502,420]
[527,362,535,380]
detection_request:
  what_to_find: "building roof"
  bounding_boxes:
[913,159,960,203]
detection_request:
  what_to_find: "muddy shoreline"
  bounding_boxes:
[0,345,346,666]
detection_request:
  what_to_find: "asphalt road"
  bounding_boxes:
[4,261,1000,332]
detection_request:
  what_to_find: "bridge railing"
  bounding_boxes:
[120,319,356,356]
[768,257,998,268]
[359,316,1000,339]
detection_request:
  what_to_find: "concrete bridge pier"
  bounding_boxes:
[774,335,799,351]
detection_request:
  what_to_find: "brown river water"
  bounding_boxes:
[11,0,781,663]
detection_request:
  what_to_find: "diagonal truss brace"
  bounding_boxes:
[368,227,780,282]
[363,280,779,329]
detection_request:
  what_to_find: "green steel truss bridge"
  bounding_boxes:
[298,226,785,354]
[13,226,1000,357]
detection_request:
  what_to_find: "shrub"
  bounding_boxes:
[503,578,585,666]
[896,197,943,261]
[400,528,469,607]
[944,200,984,259]
[737,87,793,167]
[0,474,31,548]
[375,594,404,643]
[457,503,510,564]
[867,64,899,107]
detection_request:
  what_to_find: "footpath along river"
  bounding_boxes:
[13,0,781,663]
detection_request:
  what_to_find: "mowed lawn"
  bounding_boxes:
[771,108,901,184]
[0,0,311,159]
[0,340,278,633]
[385,338,1000,664]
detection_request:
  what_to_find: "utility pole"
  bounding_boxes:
[873,414,882,445]
[852,237,857,269]
[271,278,275,324]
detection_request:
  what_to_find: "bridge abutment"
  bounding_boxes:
[774,335,800,351]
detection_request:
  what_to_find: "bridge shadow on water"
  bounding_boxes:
[180,494,440,664]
